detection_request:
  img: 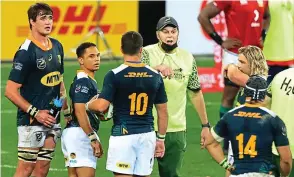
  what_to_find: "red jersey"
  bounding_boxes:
[214,0,268,54]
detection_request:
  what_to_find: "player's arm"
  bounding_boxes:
[5,50,55,127]
[154,76,168,158]
[272,117,292,177]
[261,4,270,42]
[197,2,224,45]
[87,71,114,113]
[224,64,249,87]
[198,1,241,49]
[205,117,234,172]
[154,76,168,139]
[187,58,208,125]
[71,79,95,135]
[60,80,71,118]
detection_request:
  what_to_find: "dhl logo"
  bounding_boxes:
[124,72,153,78]
[17,5,127,36]
[233,111,262,118]
[40,71,62,87]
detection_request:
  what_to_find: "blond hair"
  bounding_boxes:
[238,45,268,77]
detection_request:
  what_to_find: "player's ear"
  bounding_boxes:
[78,57,84,65]
[156,31,160,40]
[29,19,35,28]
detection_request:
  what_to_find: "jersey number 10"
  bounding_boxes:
[128,93,148,115]
[236,133,258,159]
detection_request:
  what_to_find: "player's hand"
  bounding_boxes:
[200,127,210,149]
[35,110,56,127]
[155,140,165,158]
[226,164,235,172]
[156,64,174,79]
[221,38,242,50]
[91,140,103,158]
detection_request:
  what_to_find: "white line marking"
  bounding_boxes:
[0,110,15,114]
[1,151,9,154]
[0,164,67,172]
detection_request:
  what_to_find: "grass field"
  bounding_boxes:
[1,58,226,177]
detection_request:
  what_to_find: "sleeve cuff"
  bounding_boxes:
[187,87,201,92]
[211,127,224,143]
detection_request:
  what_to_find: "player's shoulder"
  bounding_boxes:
[49,37,62,45]
[144,65,159,74]
[18,38,33,52]
[259,107,277,117]
[228,105,245,114]
[49,37,63,49]
[74,71,92,84]
[111,64,129,75]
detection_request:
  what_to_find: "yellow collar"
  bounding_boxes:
[28,34,52,51]
[124,61,145,67]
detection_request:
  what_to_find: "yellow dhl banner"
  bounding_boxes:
[1,1,138,60]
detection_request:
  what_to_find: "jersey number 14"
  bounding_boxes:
[236,133,258,159]
[128,93,148,115]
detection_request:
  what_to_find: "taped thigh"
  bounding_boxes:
[18,148,39,163]
[37,148,55,161]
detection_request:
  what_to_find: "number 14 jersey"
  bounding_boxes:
[99,61,167,136]
[211,104,289,175]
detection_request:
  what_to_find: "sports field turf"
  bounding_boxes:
[1,58,226,177]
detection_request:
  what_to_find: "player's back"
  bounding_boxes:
[108,62,166,136]
[225,105,285,175]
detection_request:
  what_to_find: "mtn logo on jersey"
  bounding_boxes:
[233,111,262,118]
[41,71,62,87]
[124,72,152,78]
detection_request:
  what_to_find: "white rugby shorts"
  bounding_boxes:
[106,131,156,176]
[61,127,98,169]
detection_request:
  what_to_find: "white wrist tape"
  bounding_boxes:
[88,132,100,142]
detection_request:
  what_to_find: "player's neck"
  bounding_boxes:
[124,55,141,63]
[80,67,95,78]
[31,30,49,48]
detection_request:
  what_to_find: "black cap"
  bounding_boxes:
[156,16,179,31]
[244,75,267,101]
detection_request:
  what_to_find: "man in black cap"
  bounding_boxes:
[142,16,210,177]
[205,75,292,177]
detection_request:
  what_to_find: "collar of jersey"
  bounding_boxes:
[77,70,97,83]
[157,43,178,54]
[244,103,262,108]
[28,34,52,51]
[124,61,145,67]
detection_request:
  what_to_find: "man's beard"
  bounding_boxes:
[160,42,178,53]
